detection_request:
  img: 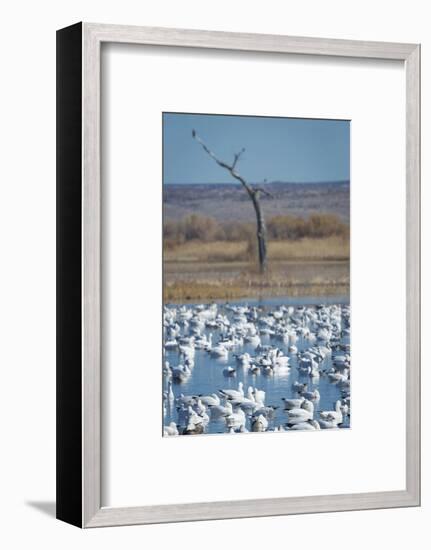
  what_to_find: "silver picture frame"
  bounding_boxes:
[56,22,420,528]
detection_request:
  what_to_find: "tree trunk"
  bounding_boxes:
[251,193,268,273]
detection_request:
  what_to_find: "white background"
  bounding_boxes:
[0,1,428,548]
[103,45,406,506]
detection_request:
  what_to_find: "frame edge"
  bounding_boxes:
[405,44,421,508]
[84,489,418,528]
[77,23,421,528]
[83,22,418,60]
[56,21,84,528]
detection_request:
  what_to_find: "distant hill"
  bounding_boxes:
[163,181,350,223]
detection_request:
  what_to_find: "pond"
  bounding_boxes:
[163,296,350,436]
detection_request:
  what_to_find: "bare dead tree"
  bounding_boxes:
[192,130,272,274]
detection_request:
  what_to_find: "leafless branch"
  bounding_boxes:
[232,148,245,170]
[254,186,274,199]
[192,130,255,197]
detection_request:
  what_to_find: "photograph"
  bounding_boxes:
[162,112,351,436]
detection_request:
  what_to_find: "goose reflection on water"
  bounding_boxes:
[163,299,350,436]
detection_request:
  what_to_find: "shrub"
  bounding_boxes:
[163,213,349,245]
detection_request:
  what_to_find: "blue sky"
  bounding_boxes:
[163,112,350,185]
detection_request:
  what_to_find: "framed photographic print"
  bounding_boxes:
[57,23,420,528]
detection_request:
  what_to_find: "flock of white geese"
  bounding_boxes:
[163,302,350,436]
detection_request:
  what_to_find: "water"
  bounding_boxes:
[163,297,350,435]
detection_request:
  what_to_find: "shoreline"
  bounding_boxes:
[163,281,349,303]
[164,293,350,307]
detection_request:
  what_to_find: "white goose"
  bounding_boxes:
[251,414,269,432]
[244,334,261,347]
[224,405,246,431]
[223,366,236,377]
[318,418,339,429]
[301,389,320,401]
[163,422,179,436]
[163,361,172,380]
[292,382,307,393]
[219,381,244,400]
[209,398,232,419]
[178,342,195,358]
[286,400,314,425]
[230,390,259,414]
[193,398,207,416]
[319,400,343,424]
[164,338,178,350]
[167,381,175,402]
[186,405,209,428]
[194,332,212,350]
[171,363,191,383]
[198,393,220,407]
[289,419,321,431]
[273,355,290,369]
[210,343,229,359]
[175,393,195,407]
[327,369,349,383]
[253,387,266,405]
[248,363,260,375]
[282,397,305,410]
[235,352,251,367]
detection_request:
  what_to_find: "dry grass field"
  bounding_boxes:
[164,270,349,302]
[164,237,349,263]
[164,238,349,302]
